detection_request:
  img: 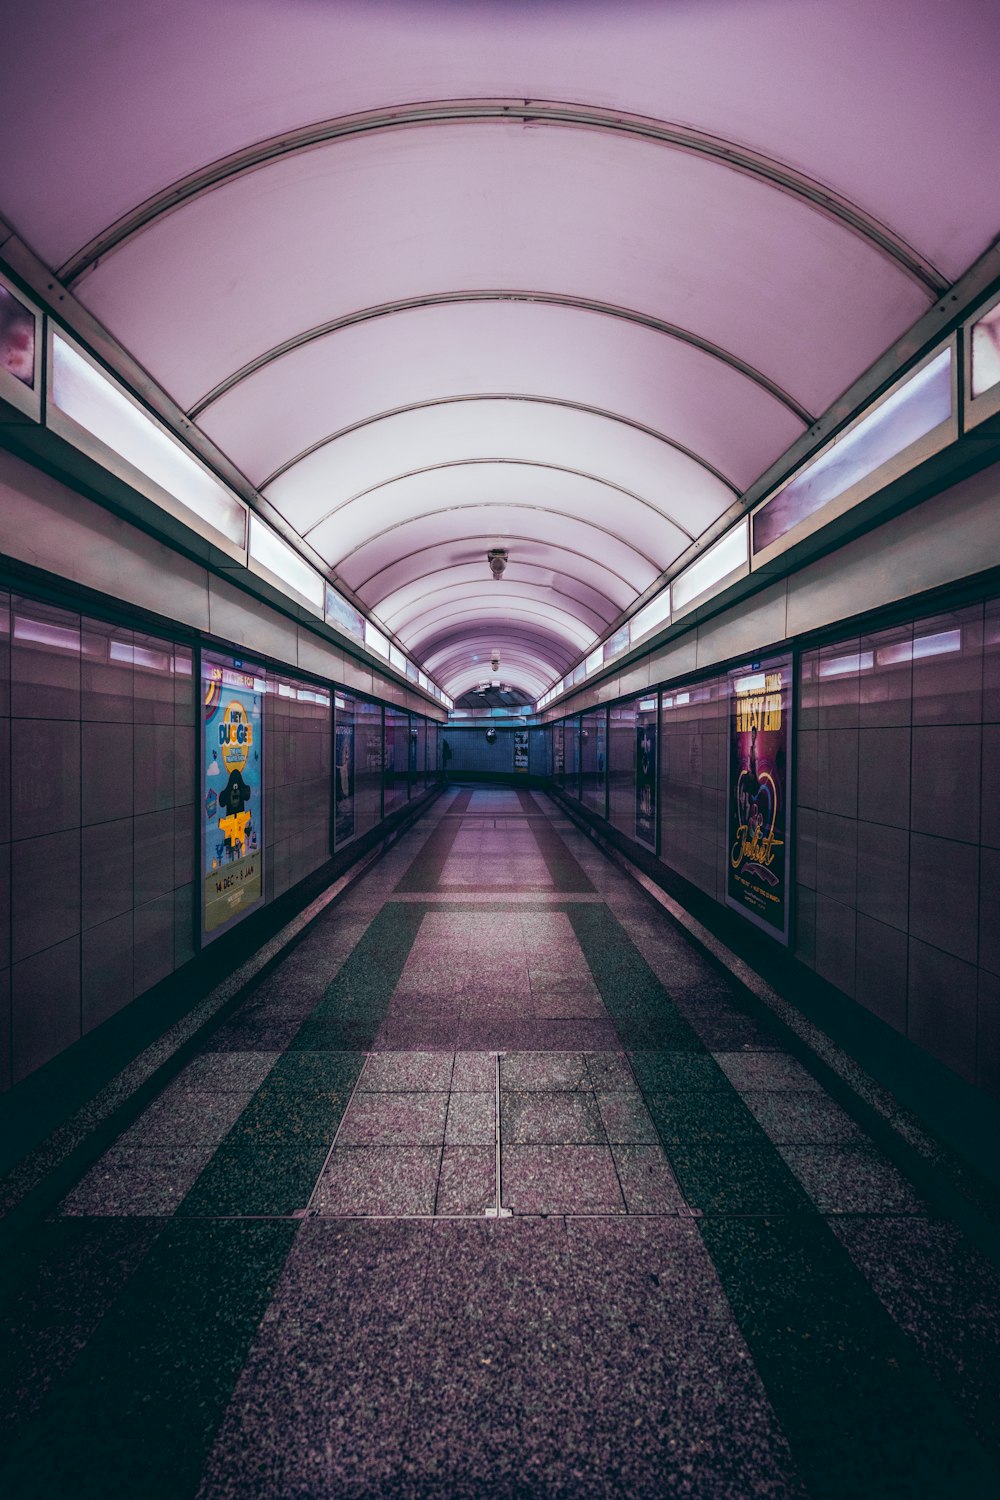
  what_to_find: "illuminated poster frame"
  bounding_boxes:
[201,651,265,941]
[726,655,792,943]
[513,728,529,771]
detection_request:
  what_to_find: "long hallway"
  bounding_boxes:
[1,788,999,1498]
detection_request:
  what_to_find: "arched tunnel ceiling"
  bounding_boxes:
[2,0,998,703]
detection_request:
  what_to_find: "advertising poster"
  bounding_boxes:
[334,696,355,846]
[513,729,529,771]
[202,654,265,938]
[553,721,565,784]
[635,713,657,847]
[726,657,791,941]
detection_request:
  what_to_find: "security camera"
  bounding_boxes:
[487,548,508,581]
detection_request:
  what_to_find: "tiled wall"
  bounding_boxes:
[659,676,726,902]
[0,592,195,1088]
[264,674,332,902]
[580,707,606,817]
[796,600,999,1095]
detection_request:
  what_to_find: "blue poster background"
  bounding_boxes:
[203,654,265,937]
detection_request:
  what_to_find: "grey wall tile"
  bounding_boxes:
[813,812,857,908]
[0,967,10,1092]
[11,598,81,720]
[134,810,175,906]
[0,717,9,845]
[133,723,176,815]
[855,914,907,1033]
[856,821,909,932]
[796,808,817,891]
[81,621,133,723]
[174,883,196,968]
[11,829,81,962]
[813,893,856,996]
[82,721,133,826]
[912,606,983,726]
[0,843,8,971]
[910,724,981,843]
[859,622,912,728]
[133,632,176,725]
[977,970,1000,1100]
[82,912,134,1031]
[11,935,80,1083]
[907,937,977,1083]
[796,729,818,810]
[174,805,195,891]
[909,833,979,962]
[978,847,1000,977]
[817,728,859,818]
[818,640,861,729]
[82,817,133,930]
[857,726,910,828]
[11,719,80,839]
[0,589,9,720]
[982,726,1000,849]
[133,894,175,996]
[173,725,196,806]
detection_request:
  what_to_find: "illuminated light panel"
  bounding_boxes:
[671,521,749,614]
[639,698,657,712]
[50,333,247,550]
[732,671,767,695]
[585,646,603,675]
[818,650,874,678]
[752,347,952,554]
[971,302,1000,399]
[325,585,365,642]
[389,643,406,672]
[629,589,672,646]
[365,621,389,658]
[249,514,324,612]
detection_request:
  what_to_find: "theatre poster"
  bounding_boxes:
[726,656,791,942]
[202,652,265,939]
[513,729,529,770]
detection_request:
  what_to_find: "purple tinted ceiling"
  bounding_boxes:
[1,0,996,699]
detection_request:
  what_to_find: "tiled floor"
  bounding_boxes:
[2,786,1000,1498]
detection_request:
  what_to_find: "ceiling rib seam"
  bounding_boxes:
[189,291,812,426]
[257,393,741,495]
[58,98,946,298]
[381,581,616,635]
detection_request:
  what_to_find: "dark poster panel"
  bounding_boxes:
[334,694,356,846]
[726,656,792,942]
[202,653,265,940]
[513,728,529,770]
[635,711,657,847]
[553,721,565,785]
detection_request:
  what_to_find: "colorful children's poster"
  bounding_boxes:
[726,656,792,941]
[202,653,265,938]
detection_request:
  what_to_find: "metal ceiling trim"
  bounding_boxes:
[257,391,741,495]
[59,98,946,299]
[190,291,811,427]
[304,457,700,555]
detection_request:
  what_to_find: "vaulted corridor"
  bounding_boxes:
[2,788,999,1498]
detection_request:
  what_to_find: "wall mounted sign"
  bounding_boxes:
[202,652,265,939]
[635,712,657,848]
[726,656,791,942]
[513,728,529,770]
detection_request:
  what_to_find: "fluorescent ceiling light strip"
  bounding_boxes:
[629,589,672,645]
[249,515,324,611]
[51,334,247,549]
[671,522,749,613]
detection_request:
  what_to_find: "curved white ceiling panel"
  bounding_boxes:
[210,303,803,495]
[374,564,620,634]
[356,541,636,619]
[424,629,576,682]
[264,398,733,543]
[319,468,680,584]
[74,123,926,418]
[405,598,596,656]
[386,580,610,641]
[3,1,996,283]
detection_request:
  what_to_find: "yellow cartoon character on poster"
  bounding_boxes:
[217,699,255,860]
